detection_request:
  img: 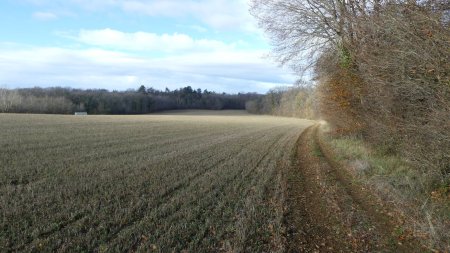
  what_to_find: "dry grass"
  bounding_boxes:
[320,124,450,251]
[0,111,313,252]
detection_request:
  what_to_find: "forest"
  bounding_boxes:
[249,1,449,248]
[0,85,260,114]
[250,0,449,189]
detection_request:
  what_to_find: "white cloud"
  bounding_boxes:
[0,43,295,93]
[70,0,119,10]
[120,0,256,31]
[32,11,58,20]
[4,1,283,92]
[72,29,233,53]
[22,0,118,10]
[176,24,208,33]
[22,0,258,32]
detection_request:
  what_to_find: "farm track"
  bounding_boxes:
[286,125,423,252]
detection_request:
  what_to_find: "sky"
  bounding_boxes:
[0,0,297,93]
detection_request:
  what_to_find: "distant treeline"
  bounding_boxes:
[245,85,317,119]
[0,86,261,114]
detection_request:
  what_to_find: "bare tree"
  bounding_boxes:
[0,89,22,113]
[252,1,450,248]
[250,0,377,73]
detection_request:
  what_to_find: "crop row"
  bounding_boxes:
[0,113,312,252]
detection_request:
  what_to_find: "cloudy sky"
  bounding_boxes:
[0,0,297,93]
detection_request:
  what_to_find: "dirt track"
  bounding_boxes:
[285,125,424,252]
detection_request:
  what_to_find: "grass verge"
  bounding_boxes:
[318,123,450,251]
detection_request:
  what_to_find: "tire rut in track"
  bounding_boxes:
[285,125,423,252]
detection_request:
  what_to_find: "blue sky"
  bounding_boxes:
[0,0,296,93]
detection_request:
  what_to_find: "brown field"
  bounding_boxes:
[0,110,313,252]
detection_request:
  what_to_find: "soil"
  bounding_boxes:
[284,125,426,253]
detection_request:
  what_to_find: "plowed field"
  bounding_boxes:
[0,111,313,252]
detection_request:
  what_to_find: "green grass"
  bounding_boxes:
[322,126,450,250]
[328,135,422,195]
[0,112,313,252]
[312,143,324,158]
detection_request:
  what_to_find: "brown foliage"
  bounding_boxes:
[252,1,449,249]
[315,51,366,135]
[246,86,318,119]
[353,2,450,183]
